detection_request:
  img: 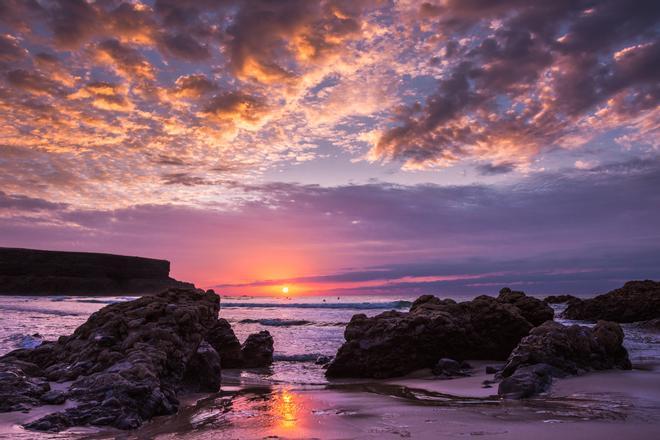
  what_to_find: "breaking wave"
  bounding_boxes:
[273,353,329,362]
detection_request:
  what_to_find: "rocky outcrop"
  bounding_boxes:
[326,290,552,378]
[0,288,220,431]
[240,331,274,368]
[0,287,277,432]
[543,294,580,305]
[497,288,554,326]
[562,280,660,322]
[497,320,631,398]
[0,247,193,295]
[205,319,243,368]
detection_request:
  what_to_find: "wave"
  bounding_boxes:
[222,300,412,310]
[273,353,330,362]
[6,333,43,349]
[237,318,346,327]
[0,304,84,316]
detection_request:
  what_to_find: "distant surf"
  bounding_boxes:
[238,318,346,326]
[222,300,412,310]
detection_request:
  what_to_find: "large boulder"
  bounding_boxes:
[0,288,219,431]
[205,318,243,368]
[326,292,540,378]
[498,288,554,326]
[562,280,660,322]
[240,331,274,368]
[497,320,631,398]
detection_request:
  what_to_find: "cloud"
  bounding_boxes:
[371,0,660,169]
[159,33,210,60]
[1,159,658,293]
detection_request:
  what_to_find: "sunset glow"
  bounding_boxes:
[0,1,658,296]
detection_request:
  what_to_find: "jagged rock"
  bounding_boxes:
[0,360,50,412]
[563,280,660,322]
[1,288,219,432]
[497,320,631,398]
[205,318,243,368]
[240,331,274,368]
[327,292,540,378]
[182,341,222,392]
[543,294,580,305]
[432,358,470,378]
[498,364,554,399]
[498,288,554,326]
[315,355,333,366]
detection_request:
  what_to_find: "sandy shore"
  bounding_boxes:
[2,361,656,440]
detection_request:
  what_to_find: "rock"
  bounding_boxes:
[498,364,554,399]
[498,288,554,326]
[182,341,221,393]
[543,294,580,305]
[40,390,67,405]
[432,358,470,378]
[327,292,539,378]
[0,361,50,412]
[562,280,660,322]
[497,320,631,398]
[240,331,274,368]
[1,288,219,431]
[485,365,501,374]
[205,318,243,368]
[0,247,194,295]
[636,318,660,332]
[315,355,333,366]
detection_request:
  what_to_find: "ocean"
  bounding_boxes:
[1,293,658,386]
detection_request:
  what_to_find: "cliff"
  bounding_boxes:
[0,247,194,295]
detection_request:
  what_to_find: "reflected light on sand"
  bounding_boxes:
[272,388,301,430]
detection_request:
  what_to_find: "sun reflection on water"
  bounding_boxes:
[272,388,301,430]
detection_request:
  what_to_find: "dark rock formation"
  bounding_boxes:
[0,288,220,431]
[498,364,554,399]
[497,288,554,326]
[326,290,548,379]
[0,247,193,295]
[205,318,243,368]
[562,280,660,322]
[543,294,580,305]
[182,341,222,393]
[240,331,274,368]
[497,320,631,398]
[432,358,471,378]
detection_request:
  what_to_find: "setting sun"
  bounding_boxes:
[281,286,289,294]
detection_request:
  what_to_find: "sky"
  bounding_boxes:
[0,0,658,296]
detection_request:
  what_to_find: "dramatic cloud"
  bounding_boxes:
[371,0,660,169]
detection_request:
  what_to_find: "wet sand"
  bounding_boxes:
[2,362,659,439]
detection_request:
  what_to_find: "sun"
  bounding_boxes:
[281,286,289,294]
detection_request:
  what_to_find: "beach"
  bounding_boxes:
[0,294,659,439]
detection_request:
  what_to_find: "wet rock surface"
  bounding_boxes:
[241,331,274,368]
[327,289,552,378]
[497,320,632,398]
[562,280,660,323]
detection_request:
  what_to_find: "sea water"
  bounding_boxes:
[1,294,658,386]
